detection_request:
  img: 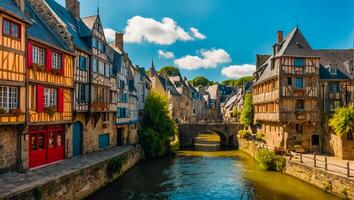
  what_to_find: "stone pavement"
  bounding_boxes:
[0,145,134,198]
[289,152,354,180]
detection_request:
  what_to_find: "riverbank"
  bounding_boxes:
[0,145,144,200]
[238,138,354,199]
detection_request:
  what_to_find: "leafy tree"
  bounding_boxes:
[329,104,354,136]
[221,76,254,87]
[240,93,253,129]
[139,90,178,158]
[189,76,212,87]
[158,66,181,77]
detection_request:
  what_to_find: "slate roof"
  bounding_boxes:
[319,65,351,80]
[207,84,219,100]
[26,1,69,51]
[45,0,91,52]
[157,75,180,96]
[0,0,29,22]
[276,27,313,57]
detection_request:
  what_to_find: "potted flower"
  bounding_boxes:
[10,108,23,116]
[44,106,56,118]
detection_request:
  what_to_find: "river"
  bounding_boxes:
[86,134,339,200]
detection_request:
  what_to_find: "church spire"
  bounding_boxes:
[149,59,157,76]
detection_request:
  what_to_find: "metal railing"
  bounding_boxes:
[290,152,354,177]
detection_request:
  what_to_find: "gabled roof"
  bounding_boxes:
[207,84,219,100]
[157,75,179,96]
[319,65,351,80]
[45,0,91,52]
[82,15,97,30]
[0,0,29,22]
[276,27,312,57]
[26,1,69,51]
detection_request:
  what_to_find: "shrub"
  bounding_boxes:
[323,181,332,192]
[341,188,349,200]
[256,132,265,142]
[256,149,286,172]
[138,128,165,158]
[239,130,252,139]
[240,93,253,129]
[106,155,127,178]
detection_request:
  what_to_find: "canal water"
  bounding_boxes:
[86,134,339,200]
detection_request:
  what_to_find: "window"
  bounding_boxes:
[79,56,87,70]
[347,133,354,141]
[78,84,88,102]
[118,80,125,89]
[91,38,97,49]
[295,124,303,133]
[33,46,45,66]
[0,86,18,112]
[118,93,127,103]
[330,100,342,112]
[52,52,62,70]
[329,66,337,75]
[2,18,20,39]
[294,58,304,67]
[295,77,303,89]
[287,77,292,86]
[295,100,304,112]
[98,134,110,148]
[329,82,340,92]
[44,88,57,108]
[117,108,127,118]
[105,63,110,77]
[92,58,97,72]
[98,60,104,75]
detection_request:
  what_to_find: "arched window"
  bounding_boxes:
[311,134,319,146]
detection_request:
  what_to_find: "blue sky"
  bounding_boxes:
[57,0,354,82]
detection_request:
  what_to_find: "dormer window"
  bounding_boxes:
[294,58,304,67]
[329,66,337,75]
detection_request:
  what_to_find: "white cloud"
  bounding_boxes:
[158,50,175,59]
[104,28,116,43]
[190,27,206,40]
[221,64,256,78]
[123,16,206,45]
[174,48,231,70]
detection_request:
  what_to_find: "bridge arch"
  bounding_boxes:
[178,123,244,148]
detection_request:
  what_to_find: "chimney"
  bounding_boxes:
[277,31,283,43]
[66,0,80,18]
[13,0,24,12]
[115,32,124,51]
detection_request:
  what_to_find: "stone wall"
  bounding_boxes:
[323,132,354,160]
[0,126,18,173]
[5,146,144,200]
[285,161,354,199]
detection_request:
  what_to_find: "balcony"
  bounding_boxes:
[281,65,318,75]
[116,117,129,125]
[253,90,279,104]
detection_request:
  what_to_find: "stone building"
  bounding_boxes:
[206,84,221,122]
[253,27,354,158]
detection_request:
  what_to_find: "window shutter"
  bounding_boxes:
[36,85,44,112]
[46,48,52,71]
[27,42,33,68]
[60,54,65,75]
[85,85,89,102]
[57,88,64,112]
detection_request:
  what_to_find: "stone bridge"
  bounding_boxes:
[177,123,244,147]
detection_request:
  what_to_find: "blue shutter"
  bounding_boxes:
[98,134,110,148]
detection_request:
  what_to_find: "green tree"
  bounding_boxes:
[189,76,212,87]
[139,90,178,158]
[329,104,354,136]
[158,66,181,77]
[221,76,254,87]
[240,93,253,129]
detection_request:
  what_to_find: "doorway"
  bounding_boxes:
[72,121,83,156]
[117,128,124,146]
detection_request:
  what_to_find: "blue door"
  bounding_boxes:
[99,134,110,148]
[73,122,83,156]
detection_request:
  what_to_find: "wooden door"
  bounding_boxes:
[47,128,65,163]
[72,122,83,156]
[29,130,47,168]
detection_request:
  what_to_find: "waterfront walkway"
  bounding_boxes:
[0,145,134,199]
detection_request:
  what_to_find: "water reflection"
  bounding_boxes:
[86,148,339,200]
[194,133,221,151]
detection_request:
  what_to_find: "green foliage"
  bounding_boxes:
[240,93,253,128]
[329,104,354,136]
[106,155,127,178]
[341,188,349,200]
[221,76,254,87]
[256,132,265,142]
[158,66,181,77]
[256,149,286,172]
[238,130,252,139]
[189,76,213,87]
[139,90,178,158]
[323,181,332,192]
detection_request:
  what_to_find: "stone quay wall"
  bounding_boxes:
[2,146,144,200]
[238,138,353,199]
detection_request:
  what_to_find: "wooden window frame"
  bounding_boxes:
[0,85,19,112]
[44,87,57,108]
[32,45,46,66]
[52,51,62,70]
[2,18,21,40]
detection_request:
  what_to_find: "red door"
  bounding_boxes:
[29,126,65,169]
[29,130,47,168]
[47,128,65,163]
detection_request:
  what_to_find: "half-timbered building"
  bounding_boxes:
[0,0,30,172]
[25,1,74,169]
[253,28,354,157]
